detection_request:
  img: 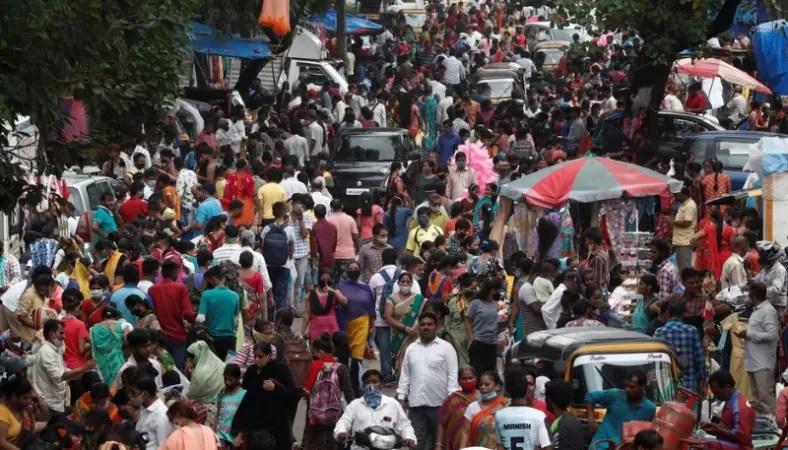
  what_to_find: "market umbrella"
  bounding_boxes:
[500,155,683,208]
[675,57,773,94]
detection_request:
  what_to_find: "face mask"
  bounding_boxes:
[460,380,477,393]
[347,270,361,281]
[457,162,466,170]
[90,289,105,299]
[377,236,388,245]
[481,390,498,401]
[400,285,412,295]
[431,205,441,213]
[363,385,382,409]
[418,216,430,227]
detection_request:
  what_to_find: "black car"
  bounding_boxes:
[328,127,419,209]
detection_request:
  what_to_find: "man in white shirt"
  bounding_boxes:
[130,376,172,450]
[213,224,245,264]
[310,179,332,213]
[307,112,326,159]
[334,96,350,124]
[284,128,309,168]
[515,50,537,80]
[280,166,308,199]
[442,52,466,88]
[335,369,417,449]
[371,92,388,128]
[396,311,459,450]
[727,86,747,118]
[28,319,95,413]
[437,90,455,125]
[542,271,580,329]
[216,118,243,154]
[661,89,685,112]
[721,237,749,290]
[428,76,447,101]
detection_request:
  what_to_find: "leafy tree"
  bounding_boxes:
[0,0,197,213]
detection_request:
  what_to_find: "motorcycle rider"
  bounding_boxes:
[334,369,417,449]
[754,241,787,312]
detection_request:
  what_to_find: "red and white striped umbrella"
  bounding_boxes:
[675,57,772,95]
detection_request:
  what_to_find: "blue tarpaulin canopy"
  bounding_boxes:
[308,11,384,35]
[188,22,270,60]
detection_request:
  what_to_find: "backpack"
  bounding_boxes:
[262,224,289,267]
[279,332,312,388]
[378,268,402,318]
[308,362,343,426]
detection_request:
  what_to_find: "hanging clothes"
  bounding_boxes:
[600,200,638,259]
[558,205,574,258]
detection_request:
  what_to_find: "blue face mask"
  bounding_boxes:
[363,385,382,409]
[481,390,498,401]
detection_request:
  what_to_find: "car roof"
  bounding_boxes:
[471,72,518,82]
[336,127,408,137]
[687,130,783,140]
[516,327,665,361]
[479,63,522,72]
[62,172,114,186]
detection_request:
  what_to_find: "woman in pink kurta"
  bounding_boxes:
[303,270,348,342]
[161,401,218,450]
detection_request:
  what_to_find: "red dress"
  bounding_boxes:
[695,218,721,280]
[716,225,735,273]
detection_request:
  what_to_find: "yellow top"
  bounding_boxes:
[257,183,287,220]
[672,198,697,246]
[0,403,21,445]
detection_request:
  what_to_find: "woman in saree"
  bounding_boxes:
[459,371,508,449]
[436,366,479,450]
[90,306,127,386]
[383,272,426,367]
[421,87,438,151]
[445,273,477,367]
[185,340,225,426]
[221,159,257,228]
[692,208,723,280]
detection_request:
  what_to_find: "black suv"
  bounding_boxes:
[328,127,419,209]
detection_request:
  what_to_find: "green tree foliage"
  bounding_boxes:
[0,0,197,213]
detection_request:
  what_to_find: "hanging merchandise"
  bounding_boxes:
[259,0,292,36]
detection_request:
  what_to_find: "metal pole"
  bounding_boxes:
[337,0,347,65]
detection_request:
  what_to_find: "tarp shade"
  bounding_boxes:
[188,22,271,60]
[308,10,384,35]
[753,20,788,96]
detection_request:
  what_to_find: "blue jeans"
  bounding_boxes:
[165,340,187,371]
[268,266,290,313]
[375,326,394,381]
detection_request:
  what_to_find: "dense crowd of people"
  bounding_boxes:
[0,0,787,449]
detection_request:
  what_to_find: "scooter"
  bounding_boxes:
[352,426,404,450]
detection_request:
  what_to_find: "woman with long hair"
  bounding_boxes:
[385,162,411,206]
[0,376,35,449]
[384,272,426,367]
[436,366,479,450]
[703,160,732,211]
[692,208,723,280]
[301,269,348,343]
[356,192,385,245]
[465,279,502,375]
[160,400,218,450]
[459,371,508,449]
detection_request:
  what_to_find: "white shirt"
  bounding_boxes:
[369,265,423,327]
[372,102,388,128]
[213,242,244,264]
[396,337,459,407]
[134,145,153,168]
[721,253,747,290]
[438,96,454,125]
[541,283,567,329]
[285,134,309,168]
[661,94,685,112]
[308,121,326,156]
[516,58,537,80]
[442,56,465,85]
[429,80,447,101]
[28,340,67,413]
[281,176,308,199]
[728,94,747,116]
[334,395,417,449]
[311,191,333,213]
[334,100,350,124]
[138,279,153,295]
[136,398,173,450]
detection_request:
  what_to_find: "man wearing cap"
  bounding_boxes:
[754,241,788,310]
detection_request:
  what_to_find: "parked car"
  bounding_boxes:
[64,173,126,218]
[678,130,782,190]
[524,21,589,51]
[329,128,419,209]
[506,327,680,419]
[597,110,724,158]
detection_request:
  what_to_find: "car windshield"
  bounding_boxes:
[540,49,564,65]
[336,135,399,161]
[570,352,676,405]
[472,79,513,99]
[404,13,426,29]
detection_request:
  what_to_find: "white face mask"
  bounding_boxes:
[377,236,388,245]
[90,289,106,299]
[400,286,412,295]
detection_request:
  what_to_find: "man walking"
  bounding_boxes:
[736,281,779,415]
[197,266,242,360]
[397,311,459,450]
[672,187,697,271]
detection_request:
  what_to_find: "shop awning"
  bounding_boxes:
[188,22,271,60]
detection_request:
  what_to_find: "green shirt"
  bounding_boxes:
[198,286,240,337]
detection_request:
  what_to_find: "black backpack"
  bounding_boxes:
[378,268,402,318]
[262,224,289,267]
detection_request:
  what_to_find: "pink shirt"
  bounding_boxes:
[356,204,385,240]
[327,212,358,259]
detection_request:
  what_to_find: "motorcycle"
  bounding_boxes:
[350,426,405,450]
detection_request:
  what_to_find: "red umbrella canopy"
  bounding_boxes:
[500,156,684,208]
[675,58,773,95]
